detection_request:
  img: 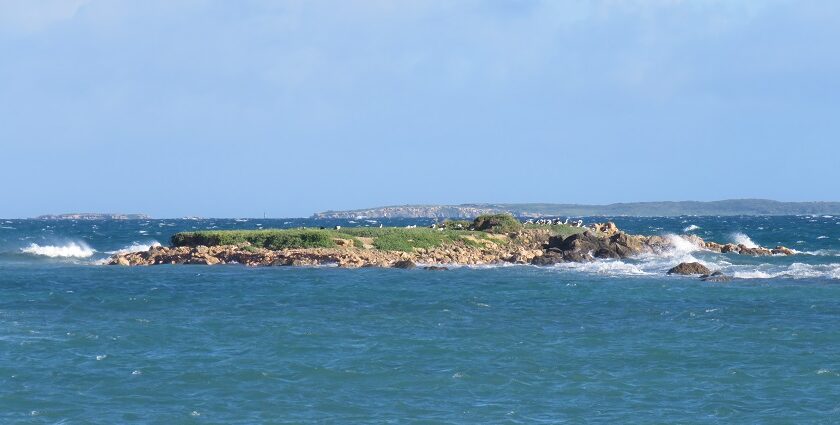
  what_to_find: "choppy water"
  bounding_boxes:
[2,216,840,422]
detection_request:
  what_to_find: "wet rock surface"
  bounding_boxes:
[700,271,733,282]
[668,262,713,275]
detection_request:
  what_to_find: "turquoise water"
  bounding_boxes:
[1,217,840,423]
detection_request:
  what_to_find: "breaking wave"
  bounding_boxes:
[730,232,758,248]
[731,263,840,280]
[106,241,161,255]
[21,242,95,258]
[540,233,840,280]
[800,249,840,257]
[552,260,651,276]
[683,224,700,232]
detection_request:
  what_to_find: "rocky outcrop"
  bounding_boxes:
[531,230,650,265]
[588,222,620,236]
[109,235,548,268]
[110,222,796,270]
[667,262,712,275]
[392,260,416,269]
[704,242,795,256]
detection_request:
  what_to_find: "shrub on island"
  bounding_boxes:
[442,219,472,230]
[172,229,338,250]
[472,214,522,234]
[171,227,490,253]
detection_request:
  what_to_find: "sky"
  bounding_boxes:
[1,0,838,218]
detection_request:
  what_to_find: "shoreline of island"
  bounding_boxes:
[108,215,795,280]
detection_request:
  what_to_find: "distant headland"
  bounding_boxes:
[36,213,151,220]
[312,199,840,219]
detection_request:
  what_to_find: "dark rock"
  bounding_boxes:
[720,244,740,253]
[392,260,416,269]
[700,271,733,282]
[548,231,602,252]
[423,266,448,271]
[594,248,621,259]
[270,258,294,266]
[531,253,564,266]
[562,251,593,262]
[667,262,712,275]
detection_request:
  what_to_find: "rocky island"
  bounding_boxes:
[109,215,795,278]
[312,200,840,219]
[37,213,151,220]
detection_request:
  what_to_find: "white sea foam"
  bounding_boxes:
[106,241,161,255]
[665,234,703,255]
[683,224,701,232]
[730,232,758,248]
[731,263,840,280]
[800,249,840,256]
[21,242,95,258]
[552,260,651,276]
[817,235,829,239]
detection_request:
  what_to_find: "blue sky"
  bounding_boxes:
[1,0,838,218]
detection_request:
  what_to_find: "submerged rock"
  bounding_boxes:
[700,271,733,282]
[392,260,416,269]
[424,266,448,271]
[667,262,712,275]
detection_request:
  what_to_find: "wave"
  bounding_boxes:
[730,232,758,248]
[732,263,840,280]
[542,256,840,280]
[21,242,95,258]
[551,260,651,276]
[664,234,704,255]
[683,224,700,232]
[800,249,840,256]
[106,241,161,255]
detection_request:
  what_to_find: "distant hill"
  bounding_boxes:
[312,200,840,219]
[36,213,151,220]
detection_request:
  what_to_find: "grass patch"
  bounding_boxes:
[171,227,484,252]
[442,219,471,230]
[338,227,475,252]
[172,229,339,250]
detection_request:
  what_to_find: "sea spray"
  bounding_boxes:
[730,232,759,248]
[107,241,162,255]
[21,242,95,258]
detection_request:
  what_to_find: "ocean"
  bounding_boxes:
[1,216,839,423]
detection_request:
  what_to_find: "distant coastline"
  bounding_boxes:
[312,199,840,219]
[36,213,151,220]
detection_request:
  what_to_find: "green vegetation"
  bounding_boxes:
[441,219,471,230]
[337,227,480,252]
[171,226,501,253]
[472,214,522,234]
[172,229,340,250]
